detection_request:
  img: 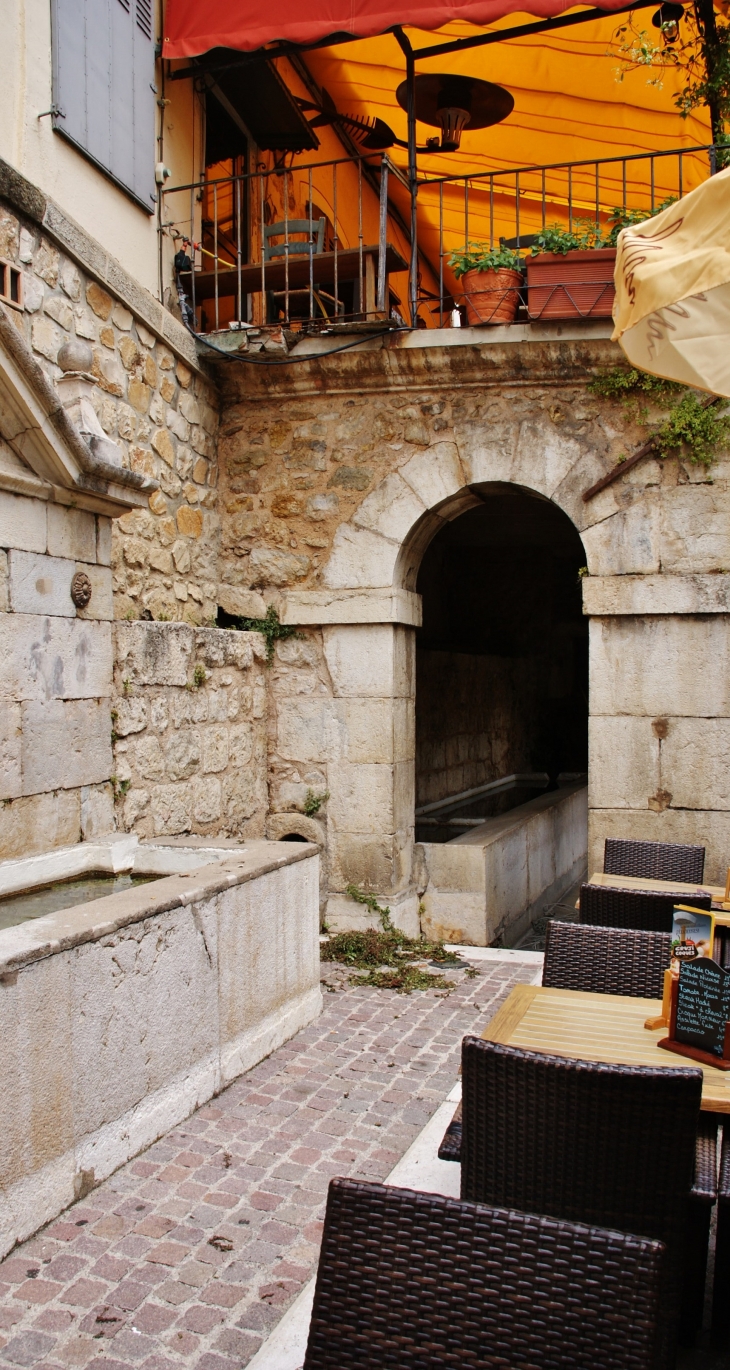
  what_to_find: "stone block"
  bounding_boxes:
[249,546,309,586]
[8,551,74,616]
[151,782,193,835]
[0,788,81,861]
[202,725,228,773]
[581,499,661,576]
[47,505,97,563]
[661,718,730,810]
[86,283,113,319]
[192,775,222,824]
[114,697,148,736]
[114,622,193,686]
[131,734,166,781]
[0,549,7,612]
[0,699,22,799]
[419,888,487,946]
[589,616,730,717]
[228,721,254,766]
[399,441,465,512]
[276,697,339,763]
[75,563,113,620]
[323,524,399,591]
[0,491,47,553]
[326,761,395,834]
[0,616,112,700]
[341,698,396,763]
[328,831,402,893]
[352,473,427,544]
[217,586,267,619]
[194,627,254,670]
[660,486,730,573]
[96,518,112,567]
[80,782,114,839]
[588,716,660,809]
[31,314,62,362]
[163,730,201,780]
[322,624,404,699]
[20,698,112,793]
[224,767,262,826]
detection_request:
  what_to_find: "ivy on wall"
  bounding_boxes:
[588,367,730,468]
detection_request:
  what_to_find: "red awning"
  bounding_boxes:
[163,0,632,58]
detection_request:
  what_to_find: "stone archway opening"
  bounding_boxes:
[414,484,588,843]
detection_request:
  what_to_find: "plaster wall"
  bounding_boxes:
[0,841,321,1257]
[1,0,201,297]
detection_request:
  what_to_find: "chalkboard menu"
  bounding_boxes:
[675,958,730,1058]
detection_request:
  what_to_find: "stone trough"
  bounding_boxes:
[0,836,321,1259]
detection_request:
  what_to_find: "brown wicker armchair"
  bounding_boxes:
[579,883,711,933]
[604,837,705,885]
[458,1038,704,1364]
[303,1176,665,1369]
[543,919,672,998]
[712,1122,730,1344]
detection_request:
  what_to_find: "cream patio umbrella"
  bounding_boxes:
[613,165,730,396]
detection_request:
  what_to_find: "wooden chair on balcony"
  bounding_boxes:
[263,218,343,321]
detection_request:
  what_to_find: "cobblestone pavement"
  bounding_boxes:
[0,956,536,1370]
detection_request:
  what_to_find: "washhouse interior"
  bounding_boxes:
[415,485,588,842]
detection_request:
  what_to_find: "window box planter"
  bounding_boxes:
[526,247,616,321]
[461,266,523,325]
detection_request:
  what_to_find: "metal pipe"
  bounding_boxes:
[394,27,418,327]
[377,156,389,313]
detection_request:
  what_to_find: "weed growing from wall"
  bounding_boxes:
[589,366,730,467]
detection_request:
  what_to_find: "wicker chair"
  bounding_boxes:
[303,1176,665,1370]
[712,1123,730,1344]
[543,919,672,998]
[604,837,705,885]
[580,883,711,933]
[458,1038,704,1365]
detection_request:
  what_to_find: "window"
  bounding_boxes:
[50,0,157,212]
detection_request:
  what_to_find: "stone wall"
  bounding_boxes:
[0,482,115,860]
[0,198,220,625]
[210,330,730,926]
[111,622,268,841]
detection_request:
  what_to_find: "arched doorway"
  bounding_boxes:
[415,484,588,840]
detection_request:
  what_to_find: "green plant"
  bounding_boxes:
[319,885,463,994]
[604,198,677,245]
[531,218,609,255]
[303,788,329,816]
[655,392,730,465]
[110,708,119,745]
[157,612,171,622]
[448,243,523,278]
[193,663,207,688]
[611,0,730,146]
[111,776,131,799]
[589,365,730,467]
[350,965,451,994]
[122,678,132,696]
[225,604,301,663]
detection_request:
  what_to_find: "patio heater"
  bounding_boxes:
[392,40,514,324]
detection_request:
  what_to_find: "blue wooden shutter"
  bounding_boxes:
[51,0,156,212]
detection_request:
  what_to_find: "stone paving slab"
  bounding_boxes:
[0,956,535,1370]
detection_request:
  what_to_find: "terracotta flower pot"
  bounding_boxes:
[461,267,522,326]
[526,248,616,321]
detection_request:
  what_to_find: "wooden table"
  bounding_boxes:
[179,243,408,304]
[483,983,730,1113]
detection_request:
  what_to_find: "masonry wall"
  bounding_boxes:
[0,480,114,859]
[111,623,269,841]
[0,197,220,625]
[210,332,730,921]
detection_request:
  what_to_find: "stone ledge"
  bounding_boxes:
[0,156,198,372]
[583,573,730,615]
[0,840,317,973]
[281,587,422,626]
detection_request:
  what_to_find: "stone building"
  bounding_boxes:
[2,2,729,944]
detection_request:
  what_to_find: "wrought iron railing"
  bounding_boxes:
[161,143,721,334]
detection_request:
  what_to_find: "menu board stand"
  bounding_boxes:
[658,959,730,1070]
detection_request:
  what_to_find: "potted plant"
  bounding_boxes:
[449,244,524,325]
[526,220,616,322]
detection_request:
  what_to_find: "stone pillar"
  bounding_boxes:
[585,574,730,884]
[321,622,418,934]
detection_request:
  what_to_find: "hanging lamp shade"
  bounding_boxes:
[395,73,513,148]
[613,167,730,397]
[163,0,637,59]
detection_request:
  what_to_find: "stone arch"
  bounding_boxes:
[320,432,605,594]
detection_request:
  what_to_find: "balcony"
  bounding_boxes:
[161,141,721,339]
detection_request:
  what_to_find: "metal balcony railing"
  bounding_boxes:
[161,143,722,335]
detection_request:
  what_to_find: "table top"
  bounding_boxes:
[179,243,408,301]
[482,983,730,1113]
[588,871,730,923]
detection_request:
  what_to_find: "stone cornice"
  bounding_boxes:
[583,574,730,615]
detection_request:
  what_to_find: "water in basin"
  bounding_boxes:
[0,872,163,931]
